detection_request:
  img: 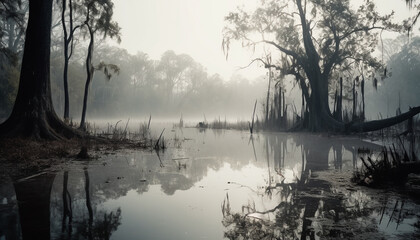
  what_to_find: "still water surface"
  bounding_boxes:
[1,125,420,239]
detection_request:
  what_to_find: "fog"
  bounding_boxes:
[0,0,419,124]
[3,1,420,240]
[53,0,420,123]
[48,46,269,122]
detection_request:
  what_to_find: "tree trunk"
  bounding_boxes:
[80,24,94,130]
[63,51,70,122]
[306,75,331,131]
[333,89,338,117]
[282,90,287,128]
[265,68,271,125]
[361,78,365,120]
[62,0,78,122]
[352,79,357,120]
[62,0,70,121]
[278,86,282,125]
[338,77,343,121]
[0,0,79,139]
[301,90,305,121]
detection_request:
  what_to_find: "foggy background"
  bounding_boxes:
[1,0,420,123]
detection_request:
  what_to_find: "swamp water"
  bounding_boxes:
[1,126,420,239]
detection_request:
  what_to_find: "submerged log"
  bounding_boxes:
[346,106,420,133]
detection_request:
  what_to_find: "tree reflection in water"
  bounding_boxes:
[3,130,420,239]
[222,170,380,239]
[57,169,122,240]
[222,134,418,239]
[62,171,73,238]
[5,169,122,240]
[75,208,122,240]
[14,173,56,240]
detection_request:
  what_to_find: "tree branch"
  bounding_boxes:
[68,25,81,59]
[262,40,301,62]
[323,29,340,78]
[238,57,281,71]
[340,26,385,41]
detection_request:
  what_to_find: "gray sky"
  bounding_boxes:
[112,0,415,80]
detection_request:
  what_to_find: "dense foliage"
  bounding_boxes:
[223,0,406,131]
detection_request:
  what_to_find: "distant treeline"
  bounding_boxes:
[1,42,267,120]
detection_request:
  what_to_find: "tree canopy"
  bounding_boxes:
[223,0,420,132]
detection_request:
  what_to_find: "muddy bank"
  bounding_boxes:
[0,137,149,180]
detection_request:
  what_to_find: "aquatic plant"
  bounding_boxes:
[352,144,420,187]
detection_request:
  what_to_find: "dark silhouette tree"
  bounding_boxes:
[78,0,120,130]
[61,0,82,122]
[0,0,79,139]
[223,0,420,132]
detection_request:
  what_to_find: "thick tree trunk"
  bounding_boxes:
[307,75,331,131]
[0,0,79,139]
[299,71,420,133]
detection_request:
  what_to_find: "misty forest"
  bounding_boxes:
[2,0,420,239]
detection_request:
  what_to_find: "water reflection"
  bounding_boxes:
[222,134,419,239]
[61,171,72,237]
[14,173,55,240]
[222,172,372,239]
[0,178,20,240]
[0,128,419,239]
[52,169,122,240]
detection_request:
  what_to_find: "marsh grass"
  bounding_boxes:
[352,143,420,187]
[195,118,261,132]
